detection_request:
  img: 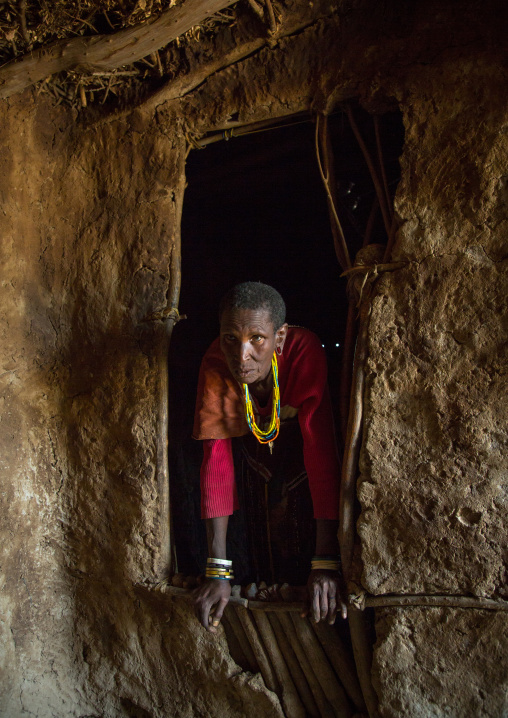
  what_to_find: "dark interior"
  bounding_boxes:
[169,106,404,578]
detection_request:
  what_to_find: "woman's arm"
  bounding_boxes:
[303,518,347,624]
[206,514,229,559]
[193,516,231,633]
[193,439,236,633]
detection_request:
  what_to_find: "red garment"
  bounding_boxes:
[193,327,340,520]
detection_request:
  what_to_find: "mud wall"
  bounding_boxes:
[359,56,508,717]
[1,1,507,717]
[0,96,283,717]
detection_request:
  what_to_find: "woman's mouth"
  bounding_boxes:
[236,367,254,380]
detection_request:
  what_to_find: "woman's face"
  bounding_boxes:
[220,307,287,385]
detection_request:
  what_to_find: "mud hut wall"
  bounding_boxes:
[357,59,508,717]
[0,5,507,717]
[359,57,508,597]
[0,94,287,718]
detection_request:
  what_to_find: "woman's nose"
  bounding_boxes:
[239,342,251,361]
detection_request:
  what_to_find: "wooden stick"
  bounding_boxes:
[316,114,352,270]
[0,0,238,99]
[163,587,508,613]
[346,105,391,241]
[247,0,265,22]
[19,0,30,44]
[155,146,186,577]
[162,584,250,605]
[322,114,353,269]
[224,604,259,672]
[264,0,277,33]
[278,613,336,718]
[221,611,251,670]
[268,613,320,717]
[290,614,353,718]
[339,302,357,443]
[312,622,366,712]
[252,611,307,718]
[363,595,508,612]
[249,600,305,612]
[188,111,310,148]
[235,606,280,694]
[339,301,369,581]
[348,609,380,718]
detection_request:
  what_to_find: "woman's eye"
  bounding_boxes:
[252,335,263,342]
[224,335,236,343]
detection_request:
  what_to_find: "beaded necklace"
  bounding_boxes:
[242,352,280,453]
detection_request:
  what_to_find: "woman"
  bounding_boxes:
[192,282,346,633]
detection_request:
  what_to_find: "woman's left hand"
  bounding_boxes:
[302,569,348,624]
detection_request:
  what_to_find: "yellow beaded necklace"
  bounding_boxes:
[242,352,280,453]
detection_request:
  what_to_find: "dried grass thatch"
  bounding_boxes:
[0,0,238,109]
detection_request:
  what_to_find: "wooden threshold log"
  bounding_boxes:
[224,604,259,673]
[161,585,249,606]
[363,595,508,612]
[290,614,353,718]
[0,0,237,99]
[268,613,320,718]
[163,587,508,614]
[278,613,336,718]
[252,611,307,718]
[312,622,366,713]
[248,600,306,612]
[234,606,280,695]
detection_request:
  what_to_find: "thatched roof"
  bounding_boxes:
[0,0,245,109]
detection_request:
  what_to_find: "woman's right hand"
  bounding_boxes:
[193,578,231,633]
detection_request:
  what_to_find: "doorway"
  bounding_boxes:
[169,106,404,579]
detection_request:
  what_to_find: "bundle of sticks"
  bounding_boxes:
[160,581,368,718]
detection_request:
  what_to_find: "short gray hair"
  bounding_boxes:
[219,282,286,330]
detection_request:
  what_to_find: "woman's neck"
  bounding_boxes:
[248,371,273,406]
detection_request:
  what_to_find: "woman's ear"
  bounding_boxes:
[276,323,289,353]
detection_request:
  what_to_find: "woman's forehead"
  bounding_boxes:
[220,307,274,333]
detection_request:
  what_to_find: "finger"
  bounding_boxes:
[209,609,220,628]
[198,602,211,630]
[327,595,337,625]
[312,587,321,623]
[212,597,229,627]
[320,588,329,622]
[340,600,348,620]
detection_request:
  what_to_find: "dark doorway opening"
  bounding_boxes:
[169,106,404,579]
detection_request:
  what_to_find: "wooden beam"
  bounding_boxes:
[290,613,353,718]
[0,0,237,100]
[268,613,320,718]
[277,613,336,718]
[312,621,366,713]
[252,611,307,718]
[234,606,280,694]
[141,13,332,113]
